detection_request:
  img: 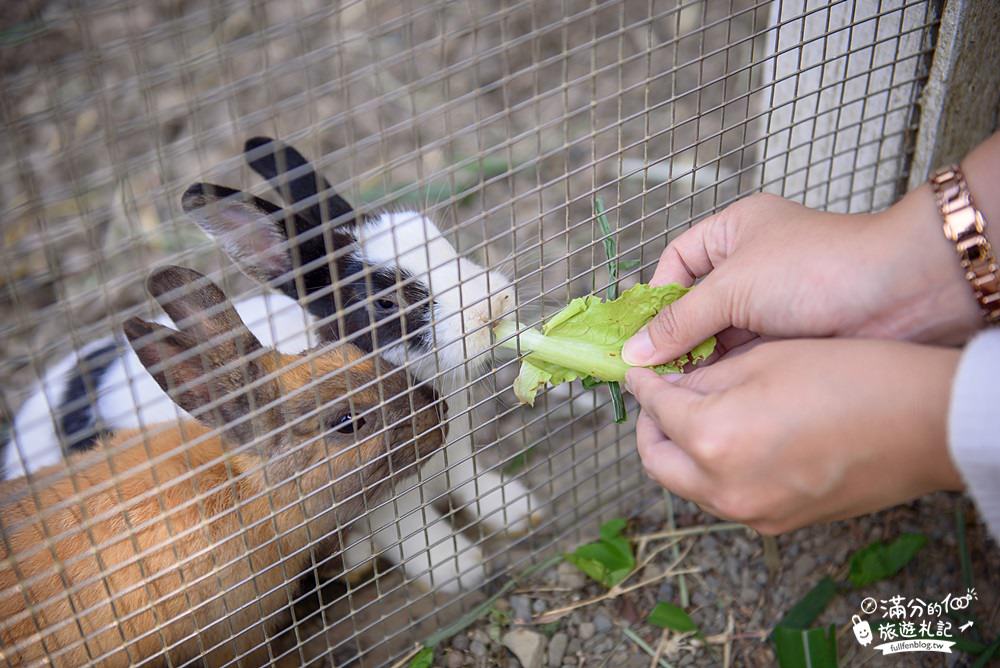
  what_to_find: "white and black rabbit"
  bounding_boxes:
[3,137,539,592]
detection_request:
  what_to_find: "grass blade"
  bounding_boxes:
[594,196,627,422]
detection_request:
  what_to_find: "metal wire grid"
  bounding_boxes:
[0,0,938,665]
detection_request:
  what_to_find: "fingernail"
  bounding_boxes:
[622,327,655,366]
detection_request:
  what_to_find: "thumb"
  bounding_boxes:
[624,368,703,443]
[622,275,731,366]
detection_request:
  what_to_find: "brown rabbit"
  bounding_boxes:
[0,266,446,667]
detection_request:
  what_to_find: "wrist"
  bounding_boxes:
[865,184,982,344]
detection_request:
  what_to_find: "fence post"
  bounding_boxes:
[908,0,1000,189]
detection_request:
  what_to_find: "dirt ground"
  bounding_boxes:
[1,1,995,666]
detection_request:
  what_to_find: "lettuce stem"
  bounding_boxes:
[495,320,630,382]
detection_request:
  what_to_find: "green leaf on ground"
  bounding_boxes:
[972,637,1000,667]
[848,533,927,588]
[409,646,434,668]
[503,451,530,475]
[564,518,635,588]
[772,625,838,668]
[647,601,700,635]
[776,577,838,630]
[360,157,518,207]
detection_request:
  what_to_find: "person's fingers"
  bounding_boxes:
[624,368,704,443]
[649,213,729,287]
[622,272,733,366]
[635,412,707,501]
[715,327,757,355]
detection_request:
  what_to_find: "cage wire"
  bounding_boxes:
[0,0,940,666]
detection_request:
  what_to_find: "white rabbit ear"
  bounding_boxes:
[244,136,356,230]
[182,182,295,286]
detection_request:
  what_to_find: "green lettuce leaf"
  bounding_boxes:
[497,283,715,405]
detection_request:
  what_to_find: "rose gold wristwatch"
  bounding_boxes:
[929,164,1000,325]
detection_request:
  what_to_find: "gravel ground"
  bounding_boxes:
[1,2,996,667]
[426,492,999,668]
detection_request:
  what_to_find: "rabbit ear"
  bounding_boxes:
[182,182,357,300]
[126,267,281,445]
[182,183,295,286]
[145,265,262,359]
[244,136,356,230]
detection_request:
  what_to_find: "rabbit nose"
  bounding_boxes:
[492,292,512,316]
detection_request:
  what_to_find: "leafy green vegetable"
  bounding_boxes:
[775,577,839,630]
[848,533,927,588]
[496,283,716,405]
[564,518,635,588]
[772,625,838,668]
[647,602,700,635]
[408,646,434,668]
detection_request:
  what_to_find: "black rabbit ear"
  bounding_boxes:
[244,136,356,230]
[181,181,357,302]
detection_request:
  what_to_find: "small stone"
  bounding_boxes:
[557,561,587,589]
[592,639,613,654]
[471,630,492,646]
[447,650,465,668]
[578,622,595,641]
[511,595,533,622]
[452,634,470,651]
[610,652,628,666]
[547,632,569,667]
[532,598,548,614]
[793,554,817,580]
[503,629,547,668]
[563,657,578,666]
[566,638,582,655]
[593,613,613,634]
[470,641,488,658]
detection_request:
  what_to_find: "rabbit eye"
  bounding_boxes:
[331,413,366,434]
[374,297,398,312]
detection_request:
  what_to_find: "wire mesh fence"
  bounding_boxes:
[0,0,942,665]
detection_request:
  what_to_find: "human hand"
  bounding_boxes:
[625,338,963,534]
[622,188,983,367]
